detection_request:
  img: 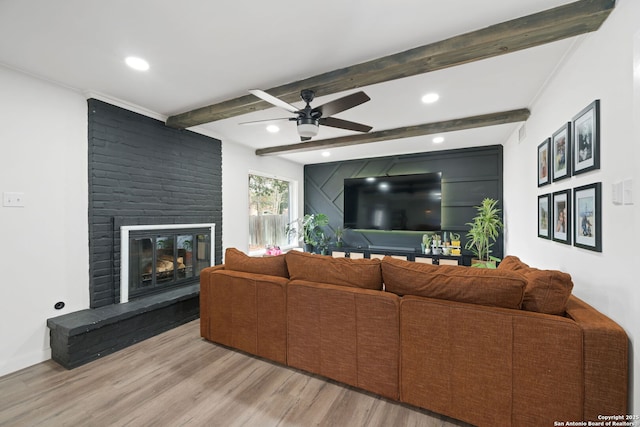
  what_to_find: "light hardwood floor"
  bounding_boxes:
[0,320,472,427]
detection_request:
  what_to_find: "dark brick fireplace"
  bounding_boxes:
[87,100,222,307]
[47,99,222,368]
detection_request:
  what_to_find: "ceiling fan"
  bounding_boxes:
[243,89,373,141]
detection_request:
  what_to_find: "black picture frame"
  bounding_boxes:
[573,182,602,252]
[537,138,550,187]
[538,194,551,239]
[572,100,600,175]
[552,189,571,244]
[552,122,571,181]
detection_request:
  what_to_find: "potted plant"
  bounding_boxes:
[316,232,332,255]
[464,198,503,268]
[421,233,432,254]
[334,226,345,247]
[287,213,330,252]
[450,232,461,247]
[431,233,442,255]
[303,213,329,251]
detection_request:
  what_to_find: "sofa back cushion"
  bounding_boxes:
[224,247,289,278]
[498,255,573,315]
[285,250,383,290]
[381,256,526,309]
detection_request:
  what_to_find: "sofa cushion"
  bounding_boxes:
[381,256,526,309]
[224,247,289,278]
[498,255,573,315]
[285,250,383,290]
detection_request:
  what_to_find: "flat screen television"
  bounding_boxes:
[343,172,442,231]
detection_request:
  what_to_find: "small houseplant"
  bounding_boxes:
[316,232,332,255]
[334,226,345,247]
[302,213,329,251]
[464,198,503,268]
[285,213,329,252]
[421,233,432,254]
[286,213,329,252]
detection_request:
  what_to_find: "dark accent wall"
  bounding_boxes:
[304,145,503,255]
[88,99,222,308]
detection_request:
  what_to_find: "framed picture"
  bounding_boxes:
[552,122,571,181]
[572,100,600,175]
[537,138,550,187]
[552,189,571,244]
[538,194,551,239]
[573,182,602,252]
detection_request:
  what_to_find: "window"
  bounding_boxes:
[249,173,296,254]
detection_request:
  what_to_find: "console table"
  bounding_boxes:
[330,247,472,266]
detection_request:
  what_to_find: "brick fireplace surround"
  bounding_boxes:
[47,99,222,368]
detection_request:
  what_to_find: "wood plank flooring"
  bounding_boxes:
[0,320,472,427]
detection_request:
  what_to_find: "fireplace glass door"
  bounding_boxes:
[128,229,209,299]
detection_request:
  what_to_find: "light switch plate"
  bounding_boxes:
[612,181,623,205]
[623,179,633,205]
[3,192,25,207]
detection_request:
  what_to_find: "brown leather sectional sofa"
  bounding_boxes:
[199,248,628,427]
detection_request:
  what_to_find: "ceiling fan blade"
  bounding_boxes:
[238,117,291,126]
[320,117,372,133]
[312,91,370,117]
[249,89,299,113]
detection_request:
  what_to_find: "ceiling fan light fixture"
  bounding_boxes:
[297,117,319,138]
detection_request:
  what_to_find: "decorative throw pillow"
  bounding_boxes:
[381,256,526,309]
[285,250,383,290]
[498,255,573,315]
[224,247,289,278]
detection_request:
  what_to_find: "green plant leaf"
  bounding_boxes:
[465,198,503,262]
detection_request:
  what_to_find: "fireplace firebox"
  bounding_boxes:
[120,223,215,303]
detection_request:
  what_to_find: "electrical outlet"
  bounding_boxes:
[3,192,25,207]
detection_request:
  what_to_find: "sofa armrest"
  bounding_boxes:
[564,295,628,419]
[200,269,288,364]
[199,264,225,338]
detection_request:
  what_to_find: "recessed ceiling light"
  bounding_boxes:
[321,151,331,157]
[433,136,445,144]
[421,93,440,104]
[125,56,150,71]
[266,125,280,133]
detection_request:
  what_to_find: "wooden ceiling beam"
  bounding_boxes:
[166,0,614,129]
[255,108,530,156]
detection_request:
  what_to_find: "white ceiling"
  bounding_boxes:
[0,0,580,164]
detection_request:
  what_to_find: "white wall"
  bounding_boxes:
[503,0,639,411]
[221,141,304,256]
[0,66,89,376]
[0,64,304,377]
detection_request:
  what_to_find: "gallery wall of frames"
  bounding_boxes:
[537,99,602,252]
